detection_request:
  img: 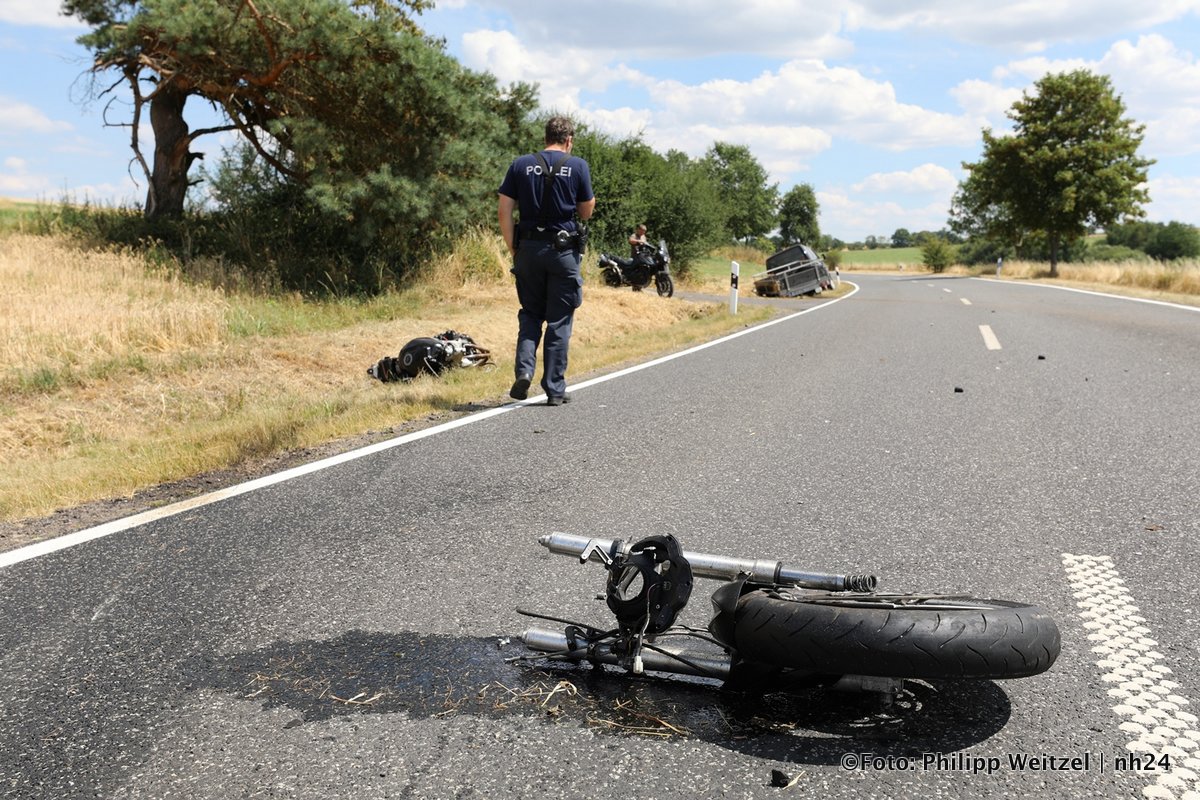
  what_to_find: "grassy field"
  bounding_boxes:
[837,247,923,267]
[687,245,768,293]
[0,232,773,524]
[0,198,39,233]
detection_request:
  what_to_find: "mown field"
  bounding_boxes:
[837,246,923,267]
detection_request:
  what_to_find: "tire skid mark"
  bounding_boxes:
[1063,553,1200,800]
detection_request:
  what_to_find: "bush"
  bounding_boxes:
[955,237,1009,266]
[1084,242,1151,263]
[921,238,955,272]
[1146,221,1200,261]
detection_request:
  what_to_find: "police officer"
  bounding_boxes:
[497,116,595,405]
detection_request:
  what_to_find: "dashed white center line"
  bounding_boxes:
[1063,554,1200,800]
[979,324,1002,350]
[943,288,952,293]
[961,298,972,305]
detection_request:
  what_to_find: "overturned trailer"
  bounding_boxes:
[753,244,834,297]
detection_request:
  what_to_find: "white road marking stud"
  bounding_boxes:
[1064,554,1200,800]
[961,298,972,305]
[979,324,1002,350]
[943,287,952,293]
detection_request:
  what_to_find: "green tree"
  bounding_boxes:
[1106,220,1158,251]
[817,234,844,252]
[921,237,955,273]
[1146,221,1200,260]
[950,69,1154,277]
[64,0,530,235]
[891,228,913,248]
[701,142,779,242]
[778,183,820,246]
[573,131,725,273]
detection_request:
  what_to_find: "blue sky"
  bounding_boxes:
[1,0,1198,241]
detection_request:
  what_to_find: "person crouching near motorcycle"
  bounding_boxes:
[497,116,595,406]
[629,223,648,254]
[627,223,654,290]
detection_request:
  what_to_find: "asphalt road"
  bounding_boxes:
[2,274,1198,799]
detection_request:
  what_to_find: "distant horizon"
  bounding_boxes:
[1,1,1197,242]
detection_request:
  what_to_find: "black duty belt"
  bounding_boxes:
[522,227,567,242]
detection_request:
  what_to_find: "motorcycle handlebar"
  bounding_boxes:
[537,532,877,592]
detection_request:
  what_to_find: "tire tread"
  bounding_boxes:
[732,591,1060,679]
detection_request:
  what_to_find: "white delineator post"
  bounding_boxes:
[730,261,740,314]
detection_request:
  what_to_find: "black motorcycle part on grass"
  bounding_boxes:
[730,589,1061,680]
[655,273,674,297]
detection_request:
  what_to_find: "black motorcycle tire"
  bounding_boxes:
[655,274,674,298]
[732,590,1060,679]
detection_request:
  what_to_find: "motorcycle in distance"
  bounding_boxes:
[598,239,674,297]
[516,533,1061,701]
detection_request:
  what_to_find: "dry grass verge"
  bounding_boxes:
[1,234,771,524]
[980,259,1200,304]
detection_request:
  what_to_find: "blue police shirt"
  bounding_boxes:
[498,150,594,234]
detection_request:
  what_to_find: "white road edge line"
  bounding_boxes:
[979,324,1002,350]
[1062,554,1200,799]
[0,283,861,569]
[974,277,1200,313]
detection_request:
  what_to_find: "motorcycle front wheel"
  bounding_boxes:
[732,589,1060,680]
[655,274,674,298]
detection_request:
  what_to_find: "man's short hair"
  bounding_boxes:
[544,116,575,145]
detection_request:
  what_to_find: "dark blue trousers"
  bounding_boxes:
[513,240,583,397]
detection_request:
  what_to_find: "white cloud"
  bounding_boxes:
[997,35,1200,157]
[818,189,951,242]
[643,59,979,152]
[949,79,1024,127]
[458,0,852,59]
[0,157,49,194]
[1146,174,1200,223]
[458,25,986,193]
[65,180,142,207]
[460,0,1200,58]
[461,29,646,111]
[0,0,84,28]
[574,106,655,138]
[847,0,1200,49]
[852,163,959,195]
[0,97,73,135]
[820,164,960,241]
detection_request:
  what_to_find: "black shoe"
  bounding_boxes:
[509,374,532,400]
[546,394,572,406]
